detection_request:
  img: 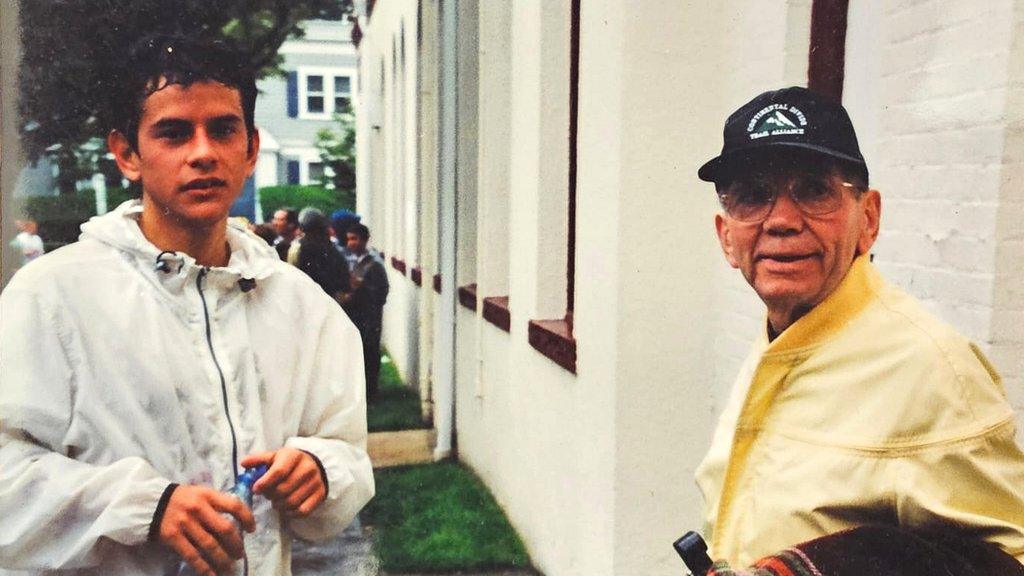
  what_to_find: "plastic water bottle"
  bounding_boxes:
[176,465,269,575]
[229,464,269,511]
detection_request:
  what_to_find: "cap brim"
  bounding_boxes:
[697,142,866,182]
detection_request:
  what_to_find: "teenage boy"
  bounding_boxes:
[0,35,374,576]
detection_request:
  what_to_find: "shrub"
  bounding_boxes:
[258,185,355,221]
[22,187,138,250]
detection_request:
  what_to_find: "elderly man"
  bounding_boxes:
[271,207,300,260]
[694,87,1024,573]
[0,35,373,576]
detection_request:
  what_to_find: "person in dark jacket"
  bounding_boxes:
[340,223,389,398]
[294,209,350,304]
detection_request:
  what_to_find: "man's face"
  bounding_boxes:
[346,232,368,254]
[272,210,293,237]
[108,80,258,231]
[714,161,880,326]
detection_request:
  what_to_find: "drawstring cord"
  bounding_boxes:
[154,251,183,274]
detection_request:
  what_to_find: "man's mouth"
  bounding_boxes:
[757,252,817,263]
[180,178,227,192]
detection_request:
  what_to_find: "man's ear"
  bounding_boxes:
[715,213,740,268]
[107,130,141,182]
[245,128,261,177]
[856,189,881,256]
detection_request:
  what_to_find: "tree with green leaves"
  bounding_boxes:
[18,0,353,194]
[314,106,357,192]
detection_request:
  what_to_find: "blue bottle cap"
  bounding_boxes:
[237,464,270,488]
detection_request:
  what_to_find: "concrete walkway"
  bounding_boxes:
[367,429,436,468]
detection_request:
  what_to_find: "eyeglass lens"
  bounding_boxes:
[719,173,842,222]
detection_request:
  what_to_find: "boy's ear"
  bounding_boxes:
[107,130,141,182]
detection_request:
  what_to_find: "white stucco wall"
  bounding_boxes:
[359,0,423,387]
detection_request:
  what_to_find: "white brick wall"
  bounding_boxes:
[846,0,1024,430]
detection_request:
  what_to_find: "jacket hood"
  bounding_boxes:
[80,199,279,288]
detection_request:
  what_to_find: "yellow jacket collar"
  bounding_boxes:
[764,254,882,356]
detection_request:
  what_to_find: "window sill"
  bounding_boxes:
[458,283,477,311]
[433,274,442,294]
[482,296,510,333]
[528,318,576,374]
[390,257,406,275]
[411,266,423,287]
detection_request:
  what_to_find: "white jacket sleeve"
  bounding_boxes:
[284,308,375,541]
[0,284,171,570]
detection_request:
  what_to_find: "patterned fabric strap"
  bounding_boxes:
[705,547,823,576]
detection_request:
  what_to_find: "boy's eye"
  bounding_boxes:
[157,127,190,141]
[210,123,238,138]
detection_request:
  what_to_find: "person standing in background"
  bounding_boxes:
[341,223,389,399]
[271,206,299,260]
[10,220,45,266]
[293,209,350,305]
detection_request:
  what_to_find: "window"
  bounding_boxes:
[308,162,325,185]
[306,75,325,114]
[282,151,328,186]
[297,67,357,119]
[334,76,351,111]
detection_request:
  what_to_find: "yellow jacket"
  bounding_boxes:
[695,255,1024,567]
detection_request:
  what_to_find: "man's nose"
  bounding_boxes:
[187,129,217,170]
[762,189,804,234]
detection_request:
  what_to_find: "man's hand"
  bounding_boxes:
[159,485,255,576]
[241,448,326,518]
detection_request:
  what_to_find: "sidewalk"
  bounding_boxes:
[367,429,436,468]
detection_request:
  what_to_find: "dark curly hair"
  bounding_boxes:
[112,33,258,152]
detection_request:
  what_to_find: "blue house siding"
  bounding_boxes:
[229,177,257,221]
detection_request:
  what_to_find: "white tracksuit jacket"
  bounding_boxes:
[0,201,375,575]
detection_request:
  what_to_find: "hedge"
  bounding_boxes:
[258,185,355,221]
[22,188,138,250]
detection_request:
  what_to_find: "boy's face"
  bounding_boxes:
[346,232,367,254]
[109,80,259,231]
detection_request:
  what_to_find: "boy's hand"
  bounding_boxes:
[159,485,255,576]
[241,448,326,518]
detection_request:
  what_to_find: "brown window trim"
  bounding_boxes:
[482,296,510,332]
[390,256,407,275]
[526,0,581,376]
[567,0,580,316]
[350,20,363,47]
[411,266,423,287]
[457,283,477,311]
[433,273,442,294]
[807,0,849,101]
[528,315,576,374]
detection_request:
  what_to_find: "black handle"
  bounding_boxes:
[673,531,713,576]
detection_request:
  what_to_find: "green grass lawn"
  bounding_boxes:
[367,354,429,433]
[363,462,533,573]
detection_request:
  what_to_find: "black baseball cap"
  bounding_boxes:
[697,86,868,183]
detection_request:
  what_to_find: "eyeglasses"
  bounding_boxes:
[717,173,861,223]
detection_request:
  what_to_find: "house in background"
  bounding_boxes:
[230,18,358,222]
